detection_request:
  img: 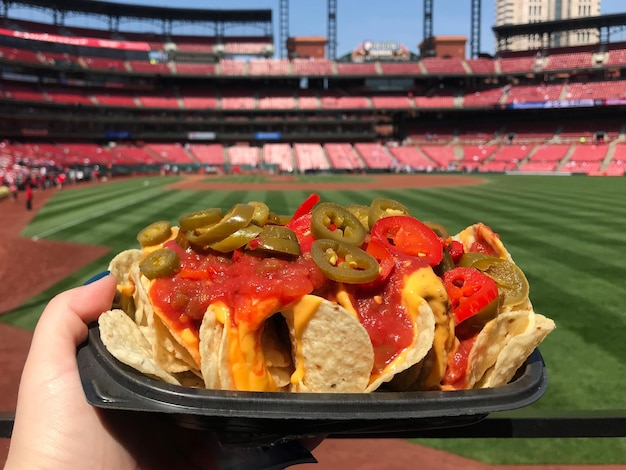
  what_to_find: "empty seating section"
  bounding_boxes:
[174,35,216,53]
[459,145,497,171]
[465,59,496,74]
[219,60,247,76]
[370,95,413,108]
[323,143,365,170]
[413,92,455,108]
[463,88,503,107]
[504,83,563,104]
[1,82,46,102]
[188,144,225,165]
[354,143,393,169]
[518,144,570,172]
[227,146,260,167]
[606,43,626,67]
[136,90,180,109]
[499,56,536,73]
[223,37,272,55]
[605,144,626,175]
[45,86,93,105]
[128,60,172,74]
[257,92,295,110]
[80,56,127,71]
[379,62,421,75]
[480,145,532,172]
[543,52,593,70]
[563,144,608,173]
[0,45,41,64]
[57,143,109,164]
[320,93,369,109]
[173,63,217,75]
[295,91,320,109]
[293,143,330,171]
[92,91,137,107]
[291,59,333,76]
[421,58,465,74]
[336,63,378,75]
[144,144,194,164]
[220,91,255,110]
[179,89,218,109]
[248,60,291,76]
[565,81,626,100]
[387,146,434,170]
[419,146,456,169]
[262,143,294,172]
[109,145,160,165]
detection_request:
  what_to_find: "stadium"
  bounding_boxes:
[1,0,626,468]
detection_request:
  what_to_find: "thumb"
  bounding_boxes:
[25,273,117,376]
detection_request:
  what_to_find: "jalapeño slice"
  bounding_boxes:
[139,248,179,279]
[311,202,367,246]
[136,220,172,247]
[311,239,379,284]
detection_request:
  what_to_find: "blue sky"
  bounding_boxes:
[8,0,626,56]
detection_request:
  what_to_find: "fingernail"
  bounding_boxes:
[83,271,111,285]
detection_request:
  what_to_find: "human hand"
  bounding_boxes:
[4,273,322,470]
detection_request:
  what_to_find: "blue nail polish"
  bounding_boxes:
[83,271,111,285]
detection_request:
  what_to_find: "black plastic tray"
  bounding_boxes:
[77,323,548,445]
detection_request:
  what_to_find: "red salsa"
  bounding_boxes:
[149,240,325,334]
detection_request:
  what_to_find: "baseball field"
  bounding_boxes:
[1,172,625,466]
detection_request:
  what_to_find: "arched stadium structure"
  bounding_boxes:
[2,1,626,190]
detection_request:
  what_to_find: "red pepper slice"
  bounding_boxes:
[447,239,465,264]
[370,215,443,267]
[286,212,314,253]
[292,193,320,220]
[355,237,395,290]
[442,267,499,326]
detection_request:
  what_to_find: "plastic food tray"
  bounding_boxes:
[77,323,548,445]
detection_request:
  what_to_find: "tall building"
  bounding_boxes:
[495,0,601,52]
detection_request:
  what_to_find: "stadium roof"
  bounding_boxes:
[493,13,626,43]
[2,0,272,24]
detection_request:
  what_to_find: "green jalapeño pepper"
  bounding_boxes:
[178,208,223,231]
[209,224,263,253]
[311,239,379,284]
[458,253,530,308]
[136,220,172,247]
[248,225,301,257]
[368,197,411,229]
[139,248,179,279]
[246,201,270,227]
[186,204,255,246]
[311,202,367,246]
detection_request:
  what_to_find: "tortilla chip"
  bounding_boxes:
[454,223,513,262]
[108,249,143,286]
[282,295,374,393]
[366,298,436,392]
[108,249,143,312]
[98,309,180,385]
[262,315,295,389]
[199,305,225,389]
[131,263,199,373]
[476,311,555,388]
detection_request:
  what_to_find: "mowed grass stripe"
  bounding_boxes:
[23,178,178,239]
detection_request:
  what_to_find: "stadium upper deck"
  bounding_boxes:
[1,13,626,178]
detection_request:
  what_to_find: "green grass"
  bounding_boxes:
[2,173,625,464]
